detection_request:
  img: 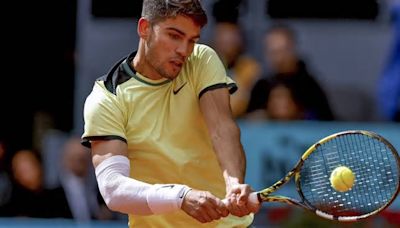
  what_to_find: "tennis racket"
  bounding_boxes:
[247,130,400,222]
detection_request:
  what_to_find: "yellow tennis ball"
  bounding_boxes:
[330,166,355,192]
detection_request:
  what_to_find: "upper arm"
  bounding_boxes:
[193,45,238,133]
[91,139,128,168]
[199,88,236,135]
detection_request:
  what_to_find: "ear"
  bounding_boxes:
[137,17,151,40]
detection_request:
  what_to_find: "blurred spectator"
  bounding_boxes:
[247,23,334,121]
[0,140,12,208]
[59,136,114,221]
[246,78,305,120]
[0,149,72,218]
[210,0,262,118]
[377,1,400,122]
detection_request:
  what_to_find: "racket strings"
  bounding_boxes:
[299,132,399,217]
[334,133,397,214]
[353,134,398,213]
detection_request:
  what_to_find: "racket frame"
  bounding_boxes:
[254,130,400,222]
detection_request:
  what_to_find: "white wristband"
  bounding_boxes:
[147,184,192,214]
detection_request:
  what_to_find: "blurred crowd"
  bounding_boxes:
[0,134,125,221]
[210,0,399,122]
[0,0,399,223]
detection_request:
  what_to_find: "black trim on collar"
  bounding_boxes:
[97,52,137,94]
[81,135,128,148]
[198,83,238,99]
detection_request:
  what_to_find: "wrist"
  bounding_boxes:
[224,175,242,194]
[179,188,192,208]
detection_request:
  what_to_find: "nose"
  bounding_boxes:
[176,41,190,59]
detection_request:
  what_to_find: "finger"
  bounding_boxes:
[237,204,250,217]
[200,210,213,223]
[221,198,229,206]
[228,195,242,216]
[201,192,222,221]
[231,194,251,217]
[187,208,207,223]
[215,199,229,217]
[226,186,241,197]
[204,206,221,221]
[202,195,227,219]
[194,214,206,223]
[237,186,251,206]
[191,209,211,223]
[222,197,233,213]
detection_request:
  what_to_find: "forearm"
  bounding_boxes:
[96,155,191,215]
[199,88,247,187]
[210,119,246,185]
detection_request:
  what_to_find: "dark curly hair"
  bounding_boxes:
[142,0,208,27]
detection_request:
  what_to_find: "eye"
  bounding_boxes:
[169,33,181,40]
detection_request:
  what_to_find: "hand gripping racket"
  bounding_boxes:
[247,130,400,222]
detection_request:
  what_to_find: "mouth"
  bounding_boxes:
[170,60,183,69]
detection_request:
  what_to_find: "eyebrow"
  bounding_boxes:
[166,27,200,40]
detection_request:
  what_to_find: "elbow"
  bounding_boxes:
[99,181,153,215]
[101,184,122,212]
[106,199,124,213]
[102,187,132,214]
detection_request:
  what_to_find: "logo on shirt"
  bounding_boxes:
[173,82,187,95]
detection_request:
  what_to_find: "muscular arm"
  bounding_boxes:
[199,88,246,189]
[200,88,260,216]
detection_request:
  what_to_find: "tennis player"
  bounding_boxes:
[81,0,260,226]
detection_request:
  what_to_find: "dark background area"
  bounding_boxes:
[1,0,77,152]
[90,0,379,20]
[91,0,143,18]
[266,0,379,19]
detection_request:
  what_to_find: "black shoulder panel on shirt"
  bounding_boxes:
[81,135,127,148]
[96,52,137,94]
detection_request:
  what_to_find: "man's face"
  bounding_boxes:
[213,22,242,68]
[264,31,296,72]
[144,15,201,80]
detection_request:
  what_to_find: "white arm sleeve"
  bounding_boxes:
[95,155,191,215]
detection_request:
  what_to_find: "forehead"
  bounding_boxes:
[155,15,201,36]
[265,31,292,44]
